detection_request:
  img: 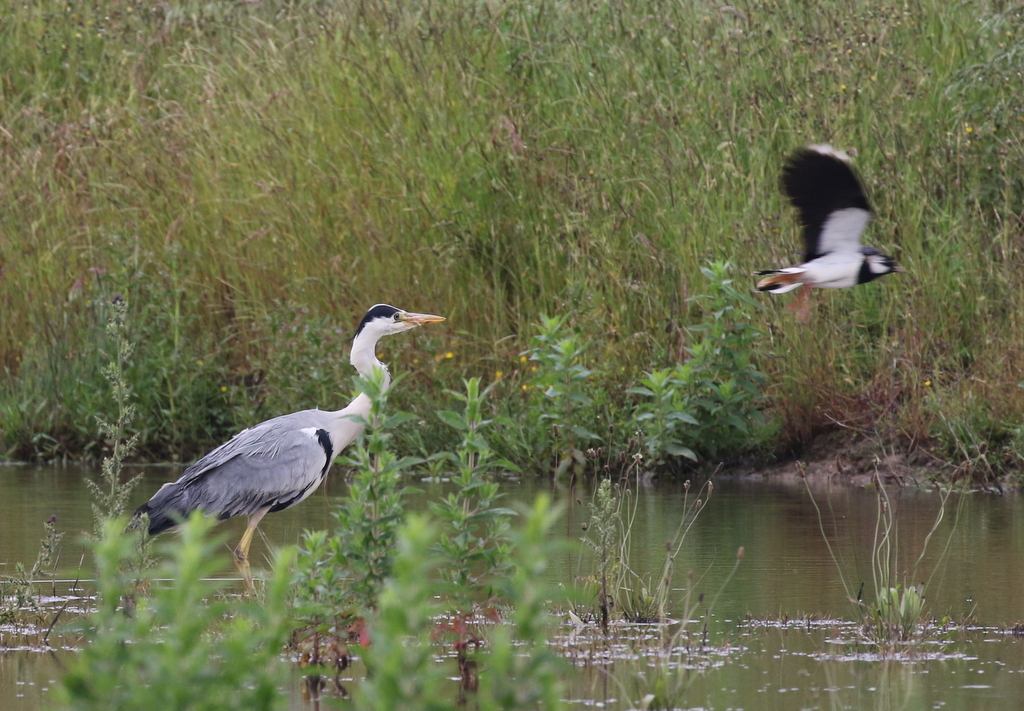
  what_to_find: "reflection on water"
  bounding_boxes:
[2,464,1024,709]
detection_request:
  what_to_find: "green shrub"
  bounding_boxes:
[523,315,602,477]
[291,367,415,669]
[629,262,767,466]
[354,497,566,711]
[352,515,453,711]
[628,368,699,470]
[430,377,517,602]
[55,514,293,711]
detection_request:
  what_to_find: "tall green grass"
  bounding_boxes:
[2,0,1023,475]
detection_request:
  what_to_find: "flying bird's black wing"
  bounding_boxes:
[781,145,872,262]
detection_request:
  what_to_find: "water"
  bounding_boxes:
[3,464,1024,709]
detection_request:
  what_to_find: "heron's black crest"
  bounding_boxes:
[782,148,872,261]
[353,303,401,339]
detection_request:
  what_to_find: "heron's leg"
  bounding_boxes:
[234,506,271,592]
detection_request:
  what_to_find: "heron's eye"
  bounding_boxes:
[393,313,401,322]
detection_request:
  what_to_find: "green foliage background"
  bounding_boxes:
[2,0,1024,471]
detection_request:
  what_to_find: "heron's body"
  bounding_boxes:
[133,304,444,588]
[755,145,901,304]
[137,401,366,535]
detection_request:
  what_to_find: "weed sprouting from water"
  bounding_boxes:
[623,544,745,711]
[580,464,720,628]
[0,516,64,635]
[862,477,965,646]
[85,297,141,536]
[581,477,623,633]
[806,472,968,648]
[573,467,741,708]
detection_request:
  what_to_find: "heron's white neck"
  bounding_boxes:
[350,328,392,392]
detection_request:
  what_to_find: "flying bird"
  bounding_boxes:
[755,144,901,312]
[133,304,445,588]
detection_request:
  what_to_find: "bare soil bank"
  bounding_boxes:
[722,433,1009,491]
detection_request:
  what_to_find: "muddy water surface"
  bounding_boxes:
[2,464,1024,710]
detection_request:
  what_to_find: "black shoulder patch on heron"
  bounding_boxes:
[352,303,401,339]
[782,148,872,261]
[267,428,335,514]
[315,428,333,476]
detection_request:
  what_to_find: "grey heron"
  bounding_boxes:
[755,144,902,315]
[133,303,445,587]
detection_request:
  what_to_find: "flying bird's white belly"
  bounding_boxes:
[801,253,862,289]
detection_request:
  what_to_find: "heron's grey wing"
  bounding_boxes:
[190,433,334,519]
[171,410,338,518]
[171,410,324,485]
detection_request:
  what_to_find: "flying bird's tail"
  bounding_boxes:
[755,269,804,293]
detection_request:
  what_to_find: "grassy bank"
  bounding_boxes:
[2,0,1023,480]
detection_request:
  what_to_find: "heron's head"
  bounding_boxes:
[353,304,446,342]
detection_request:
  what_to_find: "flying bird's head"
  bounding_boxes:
[861,247,903,280]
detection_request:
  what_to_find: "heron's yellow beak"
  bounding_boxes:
[400,312,446,326]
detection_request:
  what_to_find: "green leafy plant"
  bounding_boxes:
[355,497,566,711]
[628,368,699,470]
[431,377,518,598]
[56,513,293,711]
[291,367,417,681]
[353,515,452,711]
[430,377,519,690]
[626,262,766,469]
[678,262,767,459]
[524,315,601,477]
[476,495,567,711]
